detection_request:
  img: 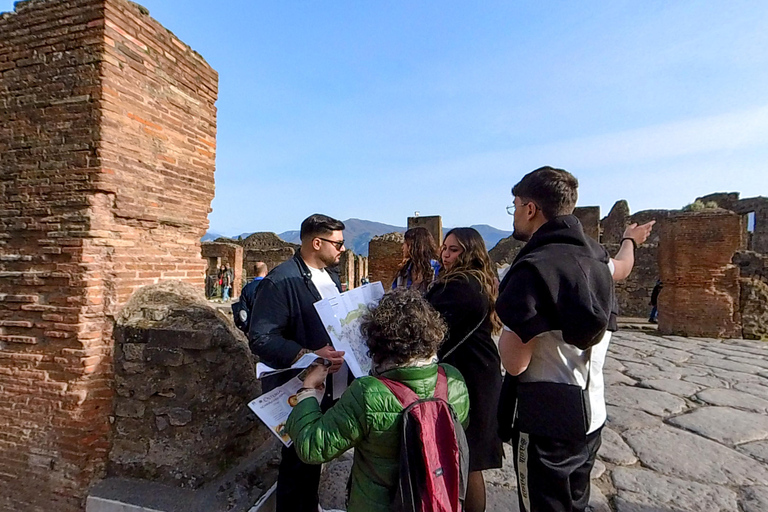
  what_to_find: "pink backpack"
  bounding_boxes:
[377,367,468,512]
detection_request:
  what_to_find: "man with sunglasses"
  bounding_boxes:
[496,167,653,512]
[249,213,347,512]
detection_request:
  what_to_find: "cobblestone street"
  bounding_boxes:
[318,331,768,512]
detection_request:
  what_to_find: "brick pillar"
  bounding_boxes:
[369,233,405,287]
[0,1,217,510]
[408,215,443,246]
[574,206,600,241]
[657,211,742,338]
[339,250,356,290]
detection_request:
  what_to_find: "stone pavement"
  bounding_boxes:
[317,331,768,511]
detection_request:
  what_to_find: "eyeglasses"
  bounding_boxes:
[506,201,536,216]
[317,237,345,250]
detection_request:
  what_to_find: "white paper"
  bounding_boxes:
[314,282,385,378]
[255,352,321,379]
[247,376,304,447]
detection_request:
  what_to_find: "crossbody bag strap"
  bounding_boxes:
[439,306,487,361]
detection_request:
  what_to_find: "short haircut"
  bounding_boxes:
[300,214,345,241]
[254,262,268,276]
[511,166,579,220]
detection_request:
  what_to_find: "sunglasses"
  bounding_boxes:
[317,237,345,250]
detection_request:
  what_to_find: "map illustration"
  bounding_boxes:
[314,282,385,378]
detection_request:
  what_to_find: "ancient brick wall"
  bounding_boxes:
[601,200,631,244]
[657,211,742,338]
[574,206,600,241]
[0,1,217,510]
[354,254,368,287]
[408,215,442,246]
[369,232,404,287]
[201,242,243,297]
[605,243,658,318]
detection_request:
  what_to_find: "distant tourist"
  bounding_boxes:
[360,276,370,285]
[426,227,503,512]
[392,227,440,294]
[496,166,654,512]
[649,279,663,323]
[285,289,469,512]
[231,262,268,335]
[248,214,347,512]
[221,263,234,301]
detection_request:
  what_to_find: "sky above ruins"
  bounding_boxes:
[4,0,767,235]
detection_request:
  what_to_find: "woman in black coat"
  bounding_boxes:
[426,227,503,512]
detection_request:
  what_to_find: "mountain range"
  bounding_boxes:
[203,218,512,256]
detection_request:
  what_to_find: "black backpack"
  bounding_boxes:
[377,366,469,512]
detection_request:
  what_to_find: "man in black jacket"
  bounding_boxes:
[496,167,653,512]
[249,214,347,512]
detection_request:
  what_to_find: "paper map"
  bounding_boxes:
[314,282,385,378]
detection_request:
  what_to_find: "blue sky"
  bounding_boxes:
[4,1,768,235]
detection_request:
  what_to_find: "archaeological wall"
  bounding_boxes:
[368,232,404,287]
[657,211,743,338]
[201,241,243,297]
[0,0,217,509]
[239,232,297,280]
[407,215,442,246]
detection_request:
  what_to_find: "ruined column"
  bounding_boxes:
[657,211,742,338]
[0,1,217,509]
[408,215,443,246]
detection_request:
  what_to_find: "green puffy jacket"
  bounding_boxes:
[285,363,470,512]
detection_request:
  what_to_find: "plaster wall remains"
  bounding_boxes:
[201,241,243,297]
[408,215,442,246]
[657,211,743,338]
[368,232,405,286]
[339,250,356,290]
[0,1,217,509]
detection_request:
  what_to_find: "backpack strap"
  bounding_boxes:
[378,366,449,407]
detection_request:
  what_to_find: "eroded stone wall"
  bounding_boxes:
[657,211,742,338]
[0,1,217,509]
[239,232,297,280]
[369,232,404,287]
[111,282,272,487]
[574,206,600,241]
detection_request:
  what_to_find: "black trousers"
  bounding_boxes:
[512,427,602,512]
[276,443,322,512]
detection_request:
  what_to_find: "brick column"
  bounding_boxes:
[0,1,217,509]
[657,211,742,338]
[369,233,405,287]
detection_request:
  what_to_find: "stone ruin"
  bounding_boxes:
[237,232,298,280]
[105,281,276,508]
[368,232,405,286]
[0,1,278,510]
[201,240,243,298]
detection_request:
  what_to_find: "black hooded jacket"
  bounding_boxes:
[496,215,617,349]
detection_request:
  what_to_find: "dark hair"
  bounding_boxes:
[511,166,578,220]
[440,227,502,334]
[300,214,345,241]
[361,288,446,366]
[396,227,438,293]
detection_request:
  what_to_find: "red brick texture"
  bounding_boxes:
[0,1,217,510]
[657,211,742,338]
[368,233,405,287]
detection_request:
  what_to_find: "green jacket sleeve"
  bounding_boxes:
[441,364,470,429]
[285,380,368,464]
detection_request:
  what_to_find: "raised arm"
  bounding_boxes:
[611,221,655,281]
